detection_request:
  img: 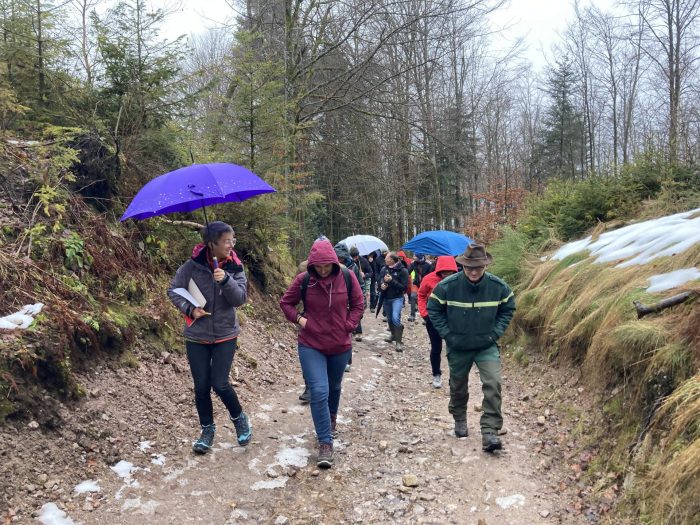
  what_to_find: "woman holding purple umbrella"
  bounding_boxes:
[167,221,252,453]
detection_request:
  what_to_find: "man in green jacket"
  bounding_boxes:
[427,244,516,452]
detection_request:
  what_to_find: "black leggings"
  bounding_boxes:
[424,316,443,376]
[186,339,242,426]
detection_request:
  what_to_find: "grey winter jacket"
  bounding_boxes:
[167,247,247,343]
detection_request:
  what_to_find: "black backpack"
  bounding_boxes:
[300,267,354,310]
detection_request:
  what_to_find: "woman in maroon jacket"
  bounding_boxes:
[280,239,364,468]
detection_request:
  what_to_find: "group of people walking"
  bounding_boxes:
[168,223,516,470]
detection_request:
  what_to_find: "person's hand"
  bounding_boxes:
[383,274,392,282]
[192,307,209,319]
[213,268,226,282]
[298,317,307,329]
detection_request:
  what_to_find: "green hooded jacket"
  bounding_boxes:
[427,271,516,351]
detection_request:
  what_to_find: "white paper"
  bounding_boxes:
[187,278,207,307]
[172,288,203,308]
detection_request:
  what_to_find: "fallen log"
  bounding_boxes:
[634,291,697,319]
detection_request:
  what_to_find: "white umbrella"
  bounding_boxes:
[340,235,388,256]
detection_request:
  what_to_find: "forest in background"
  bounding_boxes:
[2,0,700,257]
[1,1,699,523]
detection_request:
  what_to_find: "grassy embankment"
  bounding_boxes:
[488,161,700,525]
[0,133,294,425]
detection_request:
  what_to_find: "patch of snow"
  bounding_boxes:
[290,432,308,444]
[110,460,136,478]
[38,503,76,525]
[259,404,274,411]
[251,477,289,490]
[73,480,100,494]
[552,208,700,267]
[151,454,166,466]
[275,446,310,468]
[496,494,526,509]
[138,441,153,452]
[646,268,700,292]
[551,237,592,261]
[190,490,211,496]
[218,442,235,449]
[120,497,159,514]
[163,467,186,482]
[111,460,140,500]
[368,356,386,365]
[0,303,44,330]
[248,457,262,473]
[337,415,352,425]
[121,498,142,511]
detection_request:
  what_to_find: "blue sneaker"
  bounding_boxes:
[231,412,252,446]
[193,424,215,454]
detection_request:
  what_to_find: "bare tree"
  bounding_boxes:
[638,0,700,163]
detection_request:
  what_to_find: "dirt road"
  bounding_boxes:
[31,313,592,525]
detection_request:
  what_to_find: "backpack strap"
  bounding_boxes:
[300,271,311,305]
[341,267,353,308]
[301,268,354,309]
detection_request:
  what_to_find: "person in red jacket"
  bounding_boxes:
[279,239,364,469]
[417,256,458,388]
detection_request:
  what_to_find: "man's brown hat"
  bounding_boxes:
[455,243,493,268]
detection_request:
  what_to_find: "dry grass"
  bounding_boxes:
[515,235,700,523]
[641,375,700,525]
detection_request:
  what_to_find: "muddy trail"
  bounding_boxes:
[11,311,599,525]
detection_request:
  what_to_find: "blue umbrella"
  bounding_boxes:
[401,230,474,256]
[120,163,276,222]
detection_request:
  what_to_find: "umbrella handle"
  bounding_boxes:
[188,185,210,226]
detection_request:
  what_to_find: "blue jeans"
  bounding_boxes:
[385,297,403,326]
[298,344,352,444]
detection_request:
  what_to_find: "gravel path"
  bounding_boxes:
[18,312,592,525]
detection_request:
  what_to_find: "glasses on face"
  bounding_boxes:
[219,237,236,247]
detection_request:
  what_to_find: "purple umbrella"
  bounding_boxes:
[120,163,276,222]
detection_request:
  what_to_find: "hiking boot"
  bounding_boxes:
[299,385,310,404]
[394,324,404,352]
[354,334,363,342]
[192,423,216,454]
[454,419,468,438]
[432,374,442,389]
[407,315,415,322]
[384,325,395,343]
[370,307,375,313]
[482,432,502,452]
[231,412,252,446]
[330,413,338,437]
[317,442,334,469]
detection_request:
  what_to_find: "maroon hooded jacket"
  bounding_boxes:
[280,240,364,355]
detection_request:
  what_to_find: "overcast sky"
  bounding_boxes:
[152,0,614,71]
